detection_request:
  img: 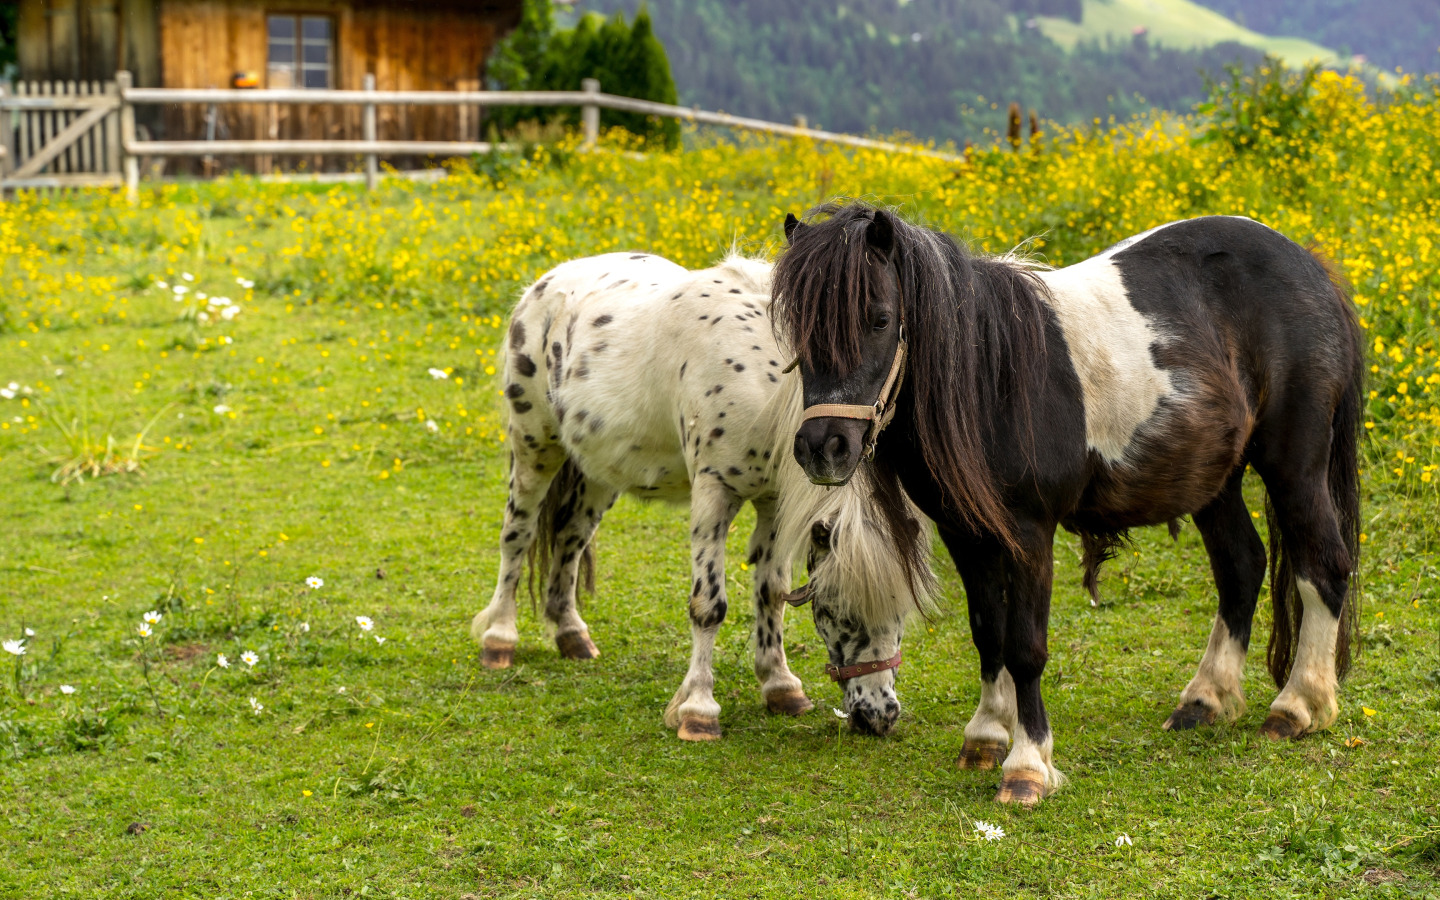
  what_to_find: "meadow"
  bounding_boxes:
[1,69,1438,897]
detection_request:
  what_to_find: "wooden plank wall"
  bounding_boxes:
[18,0,160,85]
[157,0,506,169]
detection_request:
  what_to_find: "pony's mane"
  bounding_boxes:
[771,201,1053,554]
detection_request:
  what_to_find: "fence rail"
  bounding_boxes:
[2,70,962,200]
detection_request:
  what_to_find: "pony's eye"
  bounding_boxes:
[872,314,891,332]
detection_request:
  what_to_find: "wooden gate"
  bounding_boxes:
[0,80,122,189]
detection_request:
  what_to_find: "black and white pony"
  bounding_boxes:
[471,251,929,739]
[774,202,1363,805]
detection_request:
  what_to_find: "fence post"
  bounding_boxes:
[0,83,9,201]
[363,73,378,191]
[581,78,600,149]
[117,71,139,203]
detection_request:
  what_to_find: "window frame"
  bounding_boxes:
[265,12,336,90]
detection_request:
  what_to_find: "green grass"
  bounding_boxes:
[1036,0,1345,68]
[1,171,1438,898]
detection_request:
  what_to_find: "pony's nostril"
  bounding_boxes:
[793,433,811,467]
[823,433,847,461]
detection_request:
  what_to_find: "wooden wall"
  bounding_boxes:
[18,0,161,86]
[18,0,519,166]
[159,0,515,151]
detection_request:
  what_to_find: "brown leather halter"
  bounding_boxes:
[779,585,905,683]
[784,272,909,462]
[826,650,903,683]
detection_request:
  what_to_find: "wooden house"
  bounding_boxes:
[17,0,522,159]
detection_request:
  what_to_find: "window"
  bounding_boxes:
[267,15,333,89]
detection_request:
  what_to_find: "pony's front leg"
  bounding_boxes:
[664,476,741,740]
[947,531,1017,770]
[749,497,812,716]
[996,524,1066,806]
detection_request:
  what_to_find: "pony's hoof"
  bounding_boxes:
[955,739,1007,770]
[555,631,600,660]
[1163,700,1217,731]
[995,770,1048,807]
[677,715,722,741]
[1260,711,1305,741]
[765,689,814,717]
[481,642,515,670]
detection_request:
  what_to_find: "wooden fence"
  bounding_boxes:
[1,70,963,199]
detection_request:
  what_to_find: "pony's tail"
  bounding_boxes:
[526,457,596,610]
[1265,280,1364,688]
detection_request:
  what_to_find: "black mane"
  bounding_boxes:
[773,202,1052,552]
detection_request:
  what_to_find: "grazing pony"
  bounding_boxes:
[471,251,929,740]
[775,203,1363,805]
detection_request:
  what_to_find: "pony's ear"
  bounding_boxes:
[866,210,896,255]
[784,212,806,243]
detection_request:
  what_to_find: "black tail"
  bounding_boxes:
[526,457,596,610]
[1266,277,1364,687]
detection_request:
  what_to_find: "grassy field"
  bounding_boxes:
[2,72,1439,897]
[1035,0,1343,68]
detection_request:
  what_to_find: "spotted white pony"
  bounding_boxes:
[470,251,928,739]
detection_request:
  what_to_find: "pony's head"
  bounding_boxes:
[775,459,937,738]
[773,202,1053,556]
[779,207,905,485]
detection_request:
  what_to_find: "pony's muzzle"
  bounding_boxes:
[845,677,901,736]
[794,418,866,485]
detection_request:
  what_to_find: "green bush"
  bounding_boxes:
[488,0,681,149]
[1197,54,1323,158]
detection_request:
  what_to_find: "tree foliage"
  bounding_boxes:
[488,0,680,149]
[1193,0,1440,75]
[575,0,1265,146]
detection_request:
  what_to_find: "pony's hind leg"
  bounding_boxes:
[1252,473,1353,739]
[749,497,812,717]
[946,529,1016,770]
[471,441,565,668]
[542,471,619,660]
[1165,466,1265,730]
[664,475,742,740]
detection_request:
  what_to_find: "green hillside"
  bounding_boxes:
[1035,0,1344,67]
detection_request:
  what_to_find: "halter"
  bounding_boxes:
[784,269,909,462]
[826,650,903,683]
[779,585,904,683]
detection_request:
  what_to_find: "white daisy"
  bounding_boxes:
[0,389,13,400]
[220,306,240,321]
[3,639,25,656]
[217,653,230,668]
[213,404,232,415]
[236,277,255,289]
[974,820,1005,841]
[832,707,849,719]
[249,696,263,715]
[60,684,76,695]
[356,616,374,632]
[24,627,35,637]
[300,622,310,633]
[181,272,195,282]
[305,576,324,590]
[425,419,439,433]
[427,367,449,379]
[241,650,259,667]
[142,610,162,625]
[172,285,189,295]
[137,622,152,638]
[1115,833,1133,847]
[374,635,386,645]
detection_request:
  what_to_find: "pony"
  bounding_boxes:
[471,250,929,740]
[774,202,1363,806]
